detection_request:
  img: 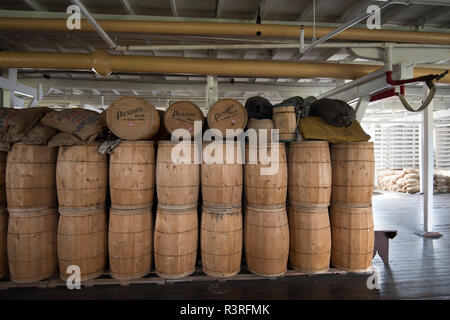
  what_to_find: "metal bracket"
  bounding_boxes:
[0,68,42,108]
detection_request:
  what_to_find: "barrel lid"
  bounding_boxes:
[164,101,204,135]
[106,96,160,141]
[207,99,248,136]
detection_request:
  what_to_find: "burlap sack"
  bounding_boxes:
[47,132,85,147]
[403,167,419,174]
[406,179,419,186]
[0,107,49,139]
[41,108,106,141]
[407,186,420,194]
[405,173,420,180]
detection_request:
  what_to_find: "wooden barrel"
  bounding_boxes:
[0,206,8,279]
[156,141,200,206]
[58,206,107,281]
[164,101,204,137]
[57,144,108,209]
[244,143,287,206]
[201,142,243,207]
[6,143,57,209]
[106,96,160,140]
[247,118,275,142]
[272,106,296,141]
[109,207,152,280]
[201,205,242,277]
[288,141,331,206]
[110,141,155,209]
[288,202,331,273]
[330,204,374,272]
[331,142,375,206]
[7,207,58,283]
[154,204,198,279]
[244,205,289,276]
[0,152,6,205]
[207,99,248,137]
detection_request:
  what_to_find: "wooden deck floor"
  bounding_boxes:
[0,191,449,300]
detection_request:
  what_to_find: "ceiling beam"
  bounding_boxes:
[410,6,449,28]
[119,0,136,15]
[24,0,47,11]
[169,0,178,17]
[381,4,407,26]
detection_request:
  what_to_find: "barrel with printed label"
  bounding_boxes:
[207,99,248,137]
[106,96,160,141]
[164,101,204,138]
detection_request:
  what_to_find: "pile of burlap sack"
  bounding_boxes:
[0,107,106,151]
[377,167,450,194]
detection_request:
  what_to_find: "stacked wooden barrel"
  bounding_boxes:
[207,99,248,137]
[0,151,7,279]
[272,106,297,142]
[154,141,200,278]
[106,96,160,141]
[6,144,58,283]
[108,141,155,280]
[201,142,243,277]
[56,144,108,281]
[288,141,332,273]
[244,143,289,276]
[330,142,375,272]
[164,101,204,139]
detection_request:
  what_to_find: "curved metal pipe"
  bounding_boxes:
[0,18,450,45]
[0,50,448,83]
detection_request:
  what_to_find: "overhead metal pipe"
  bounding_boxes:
[0,50,448,83]
[0,18,450,45]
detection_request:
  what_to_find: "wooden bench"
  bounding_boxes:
[373,230,398,264]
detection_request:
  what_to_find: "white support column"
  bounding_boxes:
[421,83,434,233]
[355,96,370,122]
[205,75,218,110]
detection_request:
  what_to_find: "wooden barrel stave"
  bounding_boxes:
[109,141,155,209]
[109,207,152,280]
[201,205,243,277]
[7,208,58,283]
[57,207,107,281]
[0,152,7,205]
